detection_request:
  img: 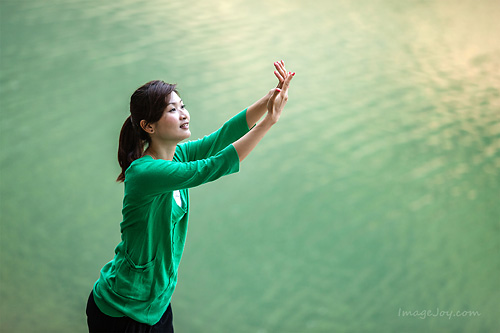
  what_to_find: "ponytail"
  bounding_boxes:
[116,116,145,182]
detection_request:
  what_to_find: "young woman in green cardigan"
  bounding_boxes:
[86,61,295,332]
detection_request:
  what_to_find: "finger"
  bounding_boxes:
[274,61,287,77]
[274,70,284,84]
[274,87,282,99]
[269,87,281,108]
[282,71,295,91]
[274,62,286,89]
[274,61,287,80]
[275,65,287,89]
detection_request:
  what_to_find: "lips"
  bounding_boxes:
[180,122,189,129]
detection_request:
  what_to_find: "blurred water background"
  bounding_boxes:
[1,0,499,332]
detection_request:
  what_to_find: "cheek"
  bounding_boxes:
[161,114,178,126]
[155,118,176,134]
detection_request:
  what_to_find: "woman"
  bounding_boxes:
[86,61,295,332]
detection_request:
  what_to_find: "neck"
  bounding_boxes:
[145,141,177,161]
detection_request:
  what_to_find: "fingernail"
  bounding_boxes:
[276,88,281,92]
[292,72,296,76]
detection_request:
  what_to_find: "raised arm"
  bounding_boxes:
[233,62,295,161]
[179,61,294,162]
[178,109,250,162]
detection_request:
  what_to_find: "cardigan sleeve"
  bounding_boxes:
[125,144,240,198]
[176,108,250,162]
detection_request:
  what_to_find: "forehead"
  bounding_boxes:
[167,91,182,104]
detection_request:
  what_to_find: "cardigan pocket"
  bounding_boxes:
[112,253,156,301]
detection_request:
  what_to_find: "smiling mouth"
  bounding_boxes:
[180,123,189,129]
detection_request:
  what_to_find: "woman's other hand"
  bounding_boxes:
[267,60,295,124]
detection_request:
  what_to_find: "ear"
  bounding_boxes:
[140,120,155,134]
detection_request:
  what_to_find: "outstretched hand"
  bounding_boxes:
[232,61,295,162]
[267,60,295,124]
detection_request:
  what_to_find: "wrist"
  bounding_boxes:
[262,114,277,127]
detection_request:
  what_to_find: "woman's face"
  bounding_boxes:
[152,92,191,143]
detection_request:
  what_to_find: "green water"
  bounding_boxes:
[1,0,499,332]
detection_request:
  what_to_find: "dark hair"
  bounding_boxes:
[117,80,178,182]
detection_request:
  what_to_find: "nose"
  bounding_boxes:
[180,109,189,119]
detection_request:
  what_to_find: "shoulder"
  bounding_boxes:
[128,155,154,170]
[125,156,168,180]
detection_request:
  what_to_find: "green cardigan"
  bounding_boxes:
[93,109,250,325]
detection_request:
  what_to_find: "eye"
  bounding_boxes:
[168,107,176,112]
[181,104,186,109]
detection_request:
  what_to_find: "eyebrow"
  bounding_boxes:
[167,100,183,106]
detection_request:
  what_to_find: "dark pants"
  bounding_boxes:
[86,291,173,333]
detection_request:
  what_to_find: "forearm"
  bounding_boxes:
[245,91,272,128]
[233,116,275,162]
